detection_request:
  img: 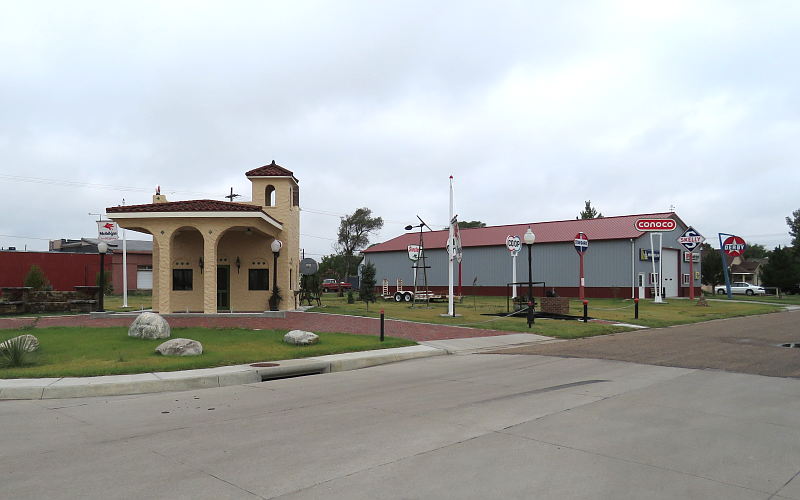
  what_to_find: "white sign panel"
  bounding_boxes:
[505,235,521,256]
[407,245,421,261]
[97,220,119,241]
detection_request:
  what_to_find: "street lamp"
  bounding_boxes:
[523,227,536,327]
[97,241,108,312]
[270,239,283,291]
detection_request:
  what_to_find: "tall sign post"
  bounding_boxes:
[506,235,521,297]
[635,218,676,304]
[677,227,705,300]
[574,232,589,299]
[718,233,746,299]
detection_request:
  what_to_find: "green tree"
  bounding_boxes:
[457,220,486,229]
[23,265,51,291]
[359,262,377,308]
[700,243,724,289]
[743,243,769,260]
[787,208,800,248]
[760,246,800,292]
[577,200,603,219]
[318,254,362,281]
[336,208,383,294]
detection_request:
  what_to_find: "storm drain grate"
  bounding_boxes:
[250,362,280,367]
[779,343,800,348]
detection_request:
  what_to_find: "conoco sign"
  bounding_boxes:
[634,218,677,232]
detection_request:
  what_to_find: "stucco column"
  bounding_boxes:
[152,230,173,314]
[203,230,220,314]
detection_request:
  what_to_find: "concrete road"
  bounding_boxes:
[499,309,800,378]
[3,352,799,499]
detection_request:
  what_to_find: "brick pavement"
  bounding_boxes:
[0,311,517,342]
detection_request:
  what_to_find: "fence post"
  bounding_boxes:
[582,300,588,323]
[380,309,385,342]
[634,298,639,319]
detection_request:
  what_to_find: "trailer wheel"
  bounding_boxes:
[394,292,403,302]
[403,292,413,302]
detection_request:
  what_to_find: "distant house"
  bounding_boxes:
[50,238,153,293]
[730,258,767,286]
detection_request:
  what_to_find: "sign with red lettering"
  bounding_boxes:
[634,218,677,232]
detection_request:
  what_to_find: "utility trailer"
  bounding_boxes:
[381,278,450,303]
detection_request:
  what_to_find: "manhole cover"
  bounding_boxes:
[779,343,800,348]
[250,362,280,367]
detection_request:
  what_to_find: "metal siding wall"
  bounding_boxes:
[367,240,636,288]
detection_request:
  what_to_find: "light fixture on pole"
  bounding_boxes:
[523,227,536,328]
[270,239,283,291]
[97,241,108,312]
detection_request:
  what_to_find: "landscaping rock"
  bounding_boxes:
[283,330,319,345]
[0,334,39,352]
[128,312,171,339]
[155,338,203,356]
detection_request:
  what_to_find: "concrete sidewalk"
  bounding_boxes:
[0,334,550,400]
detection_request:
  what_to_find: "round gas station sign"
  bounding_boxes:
[574,232,589,253]
[722,235,746,257]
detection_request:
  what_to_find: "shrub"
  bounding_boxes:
[269,286,283,311]
[0,336,31,368]
[23,265,51,291]
[347,291,355,304]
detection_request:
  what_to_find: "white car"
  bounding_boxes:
[714,282,766,296]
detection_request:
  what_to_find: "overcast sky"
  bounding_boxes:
[1,0,798,258]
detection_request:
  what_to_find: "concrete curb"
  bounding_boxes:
[0,345,445,400]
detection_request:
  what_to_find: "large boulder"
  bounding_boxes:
[0,334,39,352]
[283,330,319,346]
[128,312,171,339]
[155,338,203,356]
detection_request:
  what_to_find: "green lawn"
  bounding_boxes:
[103,294,153,312]
[313,295,782,335]
[703,293,800,305]
[0,327,414,379]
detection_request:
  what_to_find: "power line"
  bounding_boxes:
[0,233,52,241]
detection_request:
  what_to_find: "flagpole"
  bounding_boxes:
[448,175,455,317]
[121,199,128,308]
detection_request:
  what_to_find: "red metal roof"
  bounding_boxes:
[245,160,296,179]
[363,212,681,253]
[107,199,266,213]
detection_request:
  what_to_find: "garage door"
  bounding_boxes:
[136,268,153,290]
[662,249,679,297]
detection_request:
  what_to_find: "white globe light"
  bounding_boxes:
[270,239,283,253]
[523,227,536,245]
[97,242,108,253]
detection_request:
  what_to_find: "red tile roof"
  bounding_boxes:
[364,212,681,253]
[107,199,266,213]
[246,160,296,178]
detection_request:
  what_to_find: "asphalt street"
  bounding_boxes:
[3,318,800,500]
[498,309,800,378]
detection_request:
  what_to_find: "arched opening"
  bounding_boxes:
[218,226,272,312]
[265,185,276,206]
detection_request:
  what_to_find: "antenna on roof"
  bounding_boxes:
[225,187,241,202]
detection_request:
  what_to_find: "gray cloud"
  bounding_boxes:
[1,1,797,257]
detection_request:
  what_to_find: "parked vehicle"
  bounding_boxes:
[714,282,766,296]
[321,278,352,292]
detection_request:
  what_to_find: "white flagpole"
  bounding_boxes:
[121,198,128,308]
[448,176,455,316]
[122,228,128,307]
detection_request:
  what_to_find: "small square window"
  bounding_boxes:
[249,269,269,290]
[173,269,193,291]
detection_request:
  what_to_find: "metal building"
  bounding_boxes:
[362,212,702,299]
